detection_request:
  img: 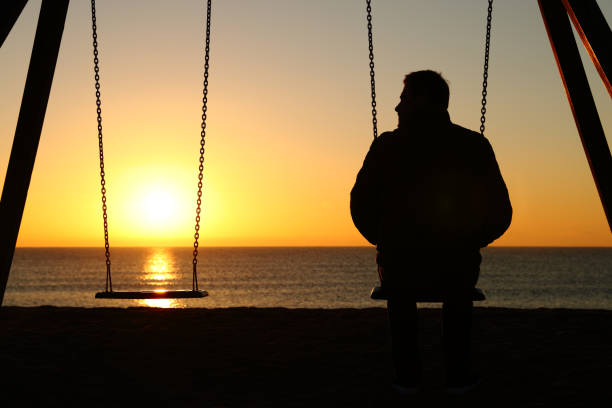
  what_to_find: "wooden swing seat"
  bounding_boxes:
[370,286,485,302]
[95,290,208,299]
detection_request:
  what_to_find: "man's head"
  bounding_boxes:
[395,70,449,127]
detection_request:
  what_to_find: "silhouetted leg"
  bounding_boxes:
[442,295,473,384]
[387,297,421,385]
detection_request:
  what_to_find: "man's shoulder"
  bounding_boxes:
[378,130,400,141]
[450,123,484,139]
[369,130,402,152]
[450,123,491,150]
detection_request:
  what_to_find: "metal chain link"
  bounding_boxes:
[366,0,378,140]
[91,0,112,292]
[480,0,493,136]
[192,0,212,291]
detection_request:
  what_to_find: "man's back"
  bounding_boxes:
[350,112,512,266]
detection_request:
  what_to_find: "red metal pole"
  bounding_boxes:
[538,0,612,232]
[562,0,612,97]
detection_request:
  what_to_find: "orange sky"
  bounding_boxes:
[1,0,611,247]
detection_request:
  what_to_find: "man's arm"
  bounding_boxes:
[350,137,385,245]
[479,138,512,247]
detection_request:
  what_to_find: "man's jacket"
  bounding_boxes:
[350,111,512,269]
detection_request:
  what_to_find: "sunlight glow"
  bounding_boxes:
[112,168,201,243]
[5,1,612,247]
[142,189,179,225]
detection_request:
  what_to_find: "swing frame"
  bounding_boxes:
[0,0,610,307]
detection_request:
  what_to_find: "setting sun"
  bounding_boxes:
[122,179,191,233]
[141,188,178,225]
[107,167,201,244]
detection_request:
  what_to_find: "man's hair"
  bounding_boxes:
[403,70,449,110]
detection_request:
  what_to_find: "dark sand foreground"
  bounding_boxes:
[1,307,610,407]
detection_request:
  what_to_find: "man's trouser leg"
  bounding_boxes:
[387,297,421,384]
[442,295,473,383]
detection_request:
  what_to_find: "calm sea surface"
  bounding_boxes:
[3,247,611,309]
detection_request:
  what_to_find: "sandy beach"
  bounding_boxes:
[1,306,610,407]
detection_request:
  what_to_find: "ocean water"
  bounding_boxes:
[3,247,611,309]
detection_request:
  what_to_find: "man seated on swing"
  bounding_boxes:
[350,70,512,393]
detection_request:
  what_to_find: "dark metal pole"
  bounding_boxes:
[538,0,612,232]
[0,0,28,49]
[0,0,70,306]
[563,0,612,97]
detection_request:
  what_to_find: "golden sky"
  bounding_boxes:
[1,0,611,247]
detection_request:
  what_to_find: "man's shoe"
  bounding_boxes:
[445,375,482,395]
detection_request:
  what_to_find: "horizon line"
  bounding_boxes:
[14,245,612,249]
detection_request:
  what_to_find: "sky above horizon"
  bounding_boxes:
[1,0,611,247]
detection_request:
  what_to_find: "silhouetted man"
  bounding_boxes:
[350,70,512,394]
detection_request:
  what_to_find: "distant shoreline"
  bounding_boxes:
[13,245,612,248]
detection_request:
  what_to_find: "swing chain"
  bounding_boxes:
[480,0,493,136]
[91,0,112,292]
[192,0,212,291]
[366,0,378,140]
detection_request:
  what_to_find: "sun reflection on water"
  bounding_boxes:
[140,298,180,308]
[137,249,180,308]
[142,248,175,283]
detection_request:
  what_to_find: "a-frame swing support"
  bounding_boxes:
[0,0,70,307]
[0,1,611,307]
[538,0,612,231]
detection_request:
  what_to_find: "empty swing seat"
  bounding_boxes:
[95,290,208,299]
[370,286,485,302]
[90,0,212,302]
